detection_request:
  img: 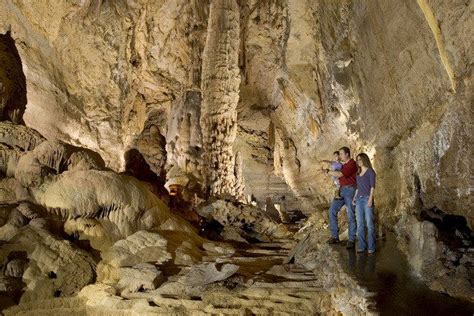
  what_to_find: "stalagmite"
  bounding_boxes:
[200,0,244,200]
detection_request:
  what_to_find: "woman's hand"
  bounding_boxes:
[367,199,373,208]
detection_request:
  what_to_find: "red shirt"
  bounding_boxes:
[339,158,357,186]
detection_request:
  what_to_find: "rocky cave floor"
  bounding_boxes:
[0,121,472,315]
[1,168,473,316]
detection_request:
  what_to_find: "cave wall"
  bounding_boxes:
[279,0,473,226]
[0,0,472,226]
[0,0,207,172]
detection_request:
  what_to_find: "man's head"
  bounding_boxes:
[338,147,351,162]
[333,151,340,162]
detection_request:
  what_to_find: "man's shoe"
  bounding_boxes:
[327,238,340,244]
[356,249,365,253]
[368,250,376,255]
[346,241,355,249]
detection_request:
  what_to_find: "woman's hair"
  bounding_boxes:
[356,153,373,174]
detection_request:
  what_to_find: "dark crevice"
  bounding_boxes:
[0,31,27,124]
[413,173,423,209]
[123,148,169,200]
[420,207,473,248]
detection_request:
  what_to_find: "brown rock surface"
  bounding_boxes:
[0,0,472,313]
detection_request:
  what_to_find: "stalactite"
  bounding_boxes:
[200,0,243,199]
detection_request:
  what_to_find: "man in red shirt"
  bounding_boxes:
[323,146,357,249]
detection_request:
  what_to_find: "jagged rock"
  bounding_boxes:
[202,242,235,256]
[66,150,103,171]
[0,122,44,152]
[28,217,48,230]
[16,203,40,220]
[14,151,55,187]
[133,112,168,178]
[101,230,171,268]
[0,146,23,177]
[0,206,10,226]
[0,177,29,202]
[178,262,239,287]
[397,215,474,302]
[0,208,28,241]
[0,226,96,302]
[4,258,28,278]
[198,199,290,241]
[220,226,249,243]
[174,241,203,266]
[164,165,203,203]
[32,170,197,242]
[292,226,373,315]
[117,263,164,294]
[165,90,203,184]
[14,140,105,188]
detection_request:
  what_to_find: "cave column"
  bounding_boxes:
[200,0,244,200]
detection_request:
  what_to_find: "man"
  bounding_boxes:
[323,146,357,249]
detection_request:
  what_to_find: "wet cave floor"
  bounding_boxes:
[335,233,474,315]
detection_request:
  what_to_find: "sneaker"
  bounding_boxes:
[327,238,340,244]
[346,241,355,249]
[356,249,365,253]
[368,250,376,255]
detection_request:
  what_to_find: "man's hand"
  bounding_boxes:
[367,199,373,208]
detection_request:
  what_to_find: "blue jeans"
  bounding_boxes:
[355,195,376,252]
[329,186,356,241]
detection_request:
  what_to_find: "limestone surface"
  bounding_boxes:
[0,0,472,313]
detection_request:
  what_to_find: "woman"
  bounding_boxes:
[353,153,376,254]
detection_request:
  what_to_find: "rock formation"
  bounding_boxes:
[0,0,472,314]
[200,0,244,200]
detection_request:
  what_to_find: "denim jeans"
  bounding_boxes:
[328,186,356,241]
[355,195,376,252]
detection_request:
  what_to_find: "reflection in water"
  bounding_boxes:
[337,233,474,315]
[348,251,376,275]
